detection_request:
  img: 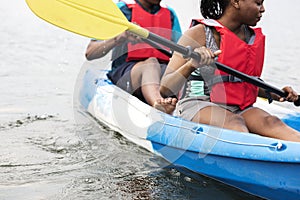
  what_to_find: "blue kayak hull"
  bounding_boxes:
[78,63,300,200]
[152,142,300,199]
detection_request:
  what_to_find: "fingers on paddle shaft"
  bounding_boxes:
[284,90,300,107]
[295,95,300,106]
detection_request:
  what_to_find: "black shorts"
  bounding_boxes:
[107,60,167,102]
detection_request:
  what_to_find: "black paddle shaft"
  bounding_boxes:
[147,32,300,107]
[215,62,300,106]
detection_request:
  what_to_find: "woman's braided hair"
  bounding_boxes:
[200,0,229,19]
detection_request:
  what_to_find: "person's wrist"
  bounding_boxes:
[113,36,123,46]
[113,36,119,44]
[114,35,127,46]
[185,59,198,69]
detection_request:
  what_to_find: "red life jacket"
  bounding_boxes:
[126,1,172,62]
[196,19,265,110]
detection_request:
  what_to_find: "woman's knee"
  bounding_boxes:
[225,115,248,132]
[264,115,285,127]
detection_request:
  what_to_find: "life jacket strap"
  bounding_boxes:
[207,75,243,88]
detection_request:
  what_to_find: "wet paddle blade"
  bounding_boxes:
[25,0,148,40]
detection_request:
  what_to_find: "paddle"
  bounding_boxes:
[25,0,300,106]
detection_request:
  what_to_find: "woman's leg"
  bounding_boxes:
[192,106,249,133]
[242,107,300,142]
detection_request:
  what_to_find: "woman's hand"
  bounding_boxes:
[187,46,221,68]
[280,86,299,102]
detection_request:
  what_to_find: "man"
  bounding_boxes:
[85,0,181,114]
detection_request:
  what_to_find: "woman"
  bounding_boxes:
[159,0,300,141]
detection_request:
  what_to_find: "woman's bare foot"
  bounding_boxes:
[153,97,177,114]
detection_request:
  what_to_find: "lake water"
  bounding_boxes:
[1,0,300,199]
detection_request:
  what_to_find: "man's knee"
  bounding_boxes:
[146,57,159,62]
[143,57,160,66]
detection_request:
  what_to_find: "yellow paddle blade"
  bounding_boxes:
[25,0,149,40]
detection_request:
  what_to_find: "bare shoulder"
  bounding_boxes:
[179,24,206,48]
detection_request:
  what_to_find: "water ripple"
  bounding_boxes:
[0,114,55,131]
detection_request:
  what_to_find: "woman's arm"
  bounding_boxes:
[160,24,220,97]
[258,87,299,102]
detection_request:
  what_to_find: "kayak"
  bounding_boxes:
[77,60,300,200]
[23,0,300,198]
